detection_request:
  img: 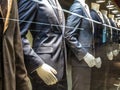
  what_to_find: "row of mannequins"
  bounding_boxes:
[91,2,120,59]
[1,0,120,90]
[90,3,120,90]
[66,0,120,90]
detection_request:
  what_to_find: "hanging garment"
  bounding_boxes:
[0,0,31,90]
[18,0,68,90]
[65,0,95,90]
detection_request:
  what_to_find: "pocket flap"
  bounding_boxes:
[36,46,53,53]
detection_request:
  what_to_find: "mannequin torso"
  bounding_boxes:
[91,3,104,22]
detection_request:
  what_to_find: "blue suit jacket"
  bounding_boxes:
[65,0,94,66]
[109,18,118,43]
[90,9,104,47]
[18,0,66,81]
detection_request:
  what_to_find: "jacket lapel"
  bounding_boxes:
[47,0,61,24]
[0,0,12,34]
[47,0,63,32]
[78,2,94,34]
[92,9,103,23]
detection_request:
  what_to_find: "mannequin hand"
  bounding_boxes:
[36,64,58,85]
[107,52,113,60]
[95,57,102,68]
[83,53,96,67]
[113,49,119,56]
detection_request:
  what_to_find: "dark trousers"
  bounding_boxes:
[71,57,91,90]
[30,71,67,90]
[91,45,110,90]
[72,66,91,90]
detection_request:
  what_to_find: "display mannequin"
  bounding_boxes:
[118,20,120,27]
[109,14,114,21]
[18,0,67,90]
[90,5,112,90]
[109,14,119,57]
[118,19,120,49]
[100,10,114,60]
[118,20,120,50]
[66,0,101,90]
[91,3,113,60]
[101,10,108,21]
[118,20,120,52]
[115,18,118,26]
[115,18,120,52]
[91,3,104,22]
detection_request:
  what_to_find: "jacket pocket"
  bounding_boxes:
[36,46,53,63]
[36,46,53,53]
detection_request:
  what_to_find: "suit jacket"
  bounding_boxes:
[90,10,113,54]
[18,0,66,81]
[109,18,119,50]
[102,14,113,53]
[65,0,94,66]
[102,15,112,44]
[90,9,104,47]
[0,0,31,90]
[118,27,120,43]
[109,19,118,43]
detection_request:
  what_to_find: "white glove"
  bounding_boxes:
[113,49,119,56]
[36,64,58,85]
[107,52,113,60]
[95,57,102,68]
[83,53,96,67]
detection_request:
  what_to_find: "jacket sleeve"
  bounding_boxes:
[65,5,87,61]
[18,0,44,73]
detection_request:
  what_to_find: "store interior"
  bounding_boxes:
[59,0,120,90]
[26,0,120,89]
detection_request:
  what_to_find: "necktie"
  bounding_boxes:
[100,14,106,43]
[102,26,107,43]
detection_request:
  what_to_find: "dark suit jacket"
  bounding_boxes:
[90,9,104,47]
[102,15,112,44]
[109,18,119,50]
[65,0,94,67]
[118,27,120,43]
[18,0,66,81]
[0,0,31,90]
[90,10,113,55]
[109,18,118,43]
[102,14,113,53]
